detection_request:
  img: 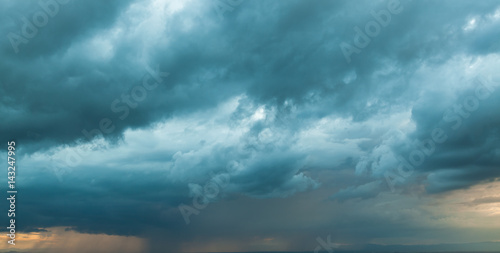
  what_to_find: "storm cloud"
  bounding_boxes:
[1,0,500,252]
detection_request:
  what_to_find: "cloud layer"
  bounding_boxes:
[1,0,500,252]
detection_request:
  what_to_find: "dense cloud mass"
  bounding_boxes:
[0,0,500,252]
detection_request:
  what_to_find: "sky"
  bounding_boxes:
[1,0,500,252]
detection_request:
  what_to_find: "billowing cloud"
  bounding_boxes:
[1,0,500,252]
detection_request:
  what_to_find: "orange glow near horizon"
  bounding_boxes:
[0,227,148,253]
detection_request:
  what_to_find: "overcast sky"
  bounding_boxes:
[1,0,500,252]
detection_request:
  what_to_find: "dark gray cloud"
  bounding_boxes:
[1,0,500,252]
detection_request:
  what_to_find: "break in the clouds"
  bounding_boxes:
[1,0,500,252]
